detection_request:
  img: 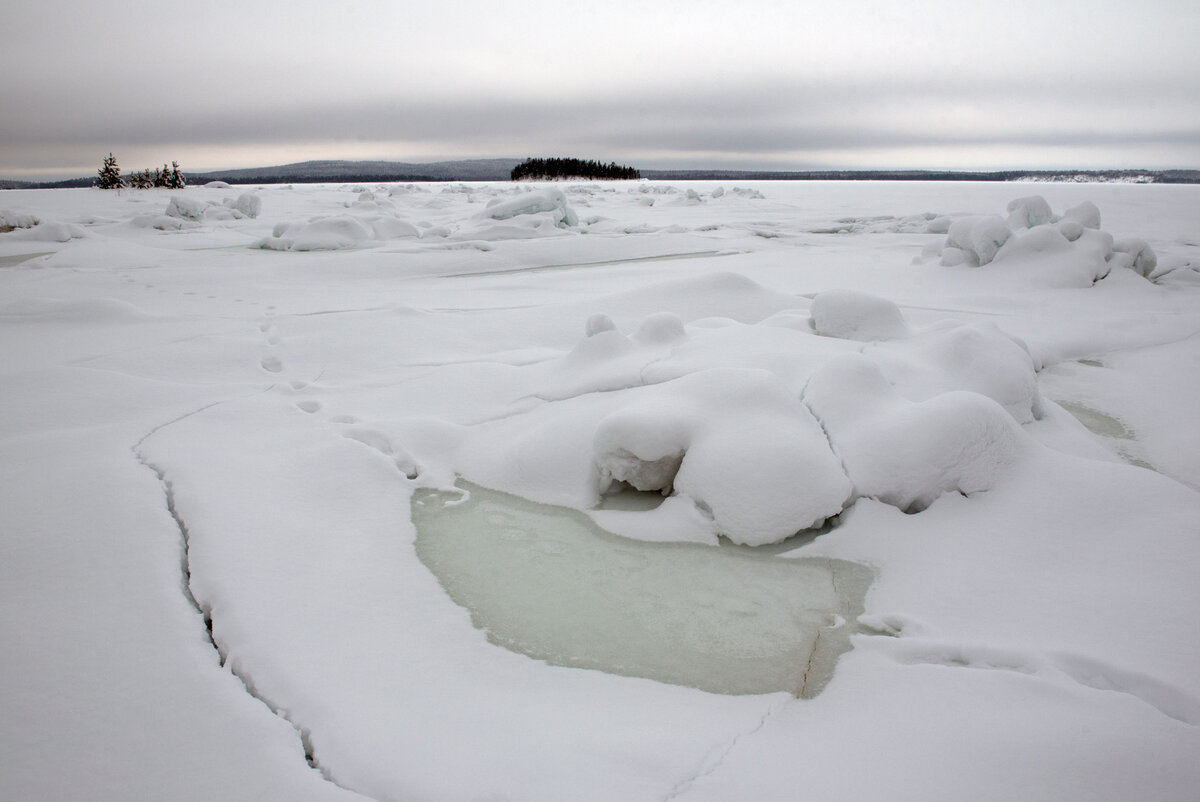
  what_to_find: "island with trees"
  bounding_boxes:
[511,157,641,181]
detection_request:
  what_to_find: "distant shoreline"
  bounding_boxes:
[4,159,1198,190]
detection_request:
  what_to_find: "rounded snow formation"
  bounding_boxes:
[233,192,262,219]
[632,311,688,344]
[261,215,374,251]
[584,313,617,337]
[0,210,39,230]
[593,369,853,546]
[482,188,578,227]
[804,355,1028,512]
[1063,200,1102,229]
[1006,195,1056,229]
[945,215,1012,266]
[931,196,1162,286]
[165,195,208,222]
[11,220,86,242]
[869,321,1045,424]
[810,289,909,342]
[1111,237,1158,277]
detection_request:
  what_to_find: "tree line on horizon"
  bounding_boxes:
[511,157,641,181]
[95,153,186,190]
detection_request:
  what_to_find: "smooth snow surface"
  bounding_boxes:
[3,180,1200,802]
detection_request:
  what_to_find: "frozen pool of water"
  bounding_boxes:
[413,481,873,697]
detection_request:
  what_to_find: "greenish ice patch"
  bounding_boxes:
[1057,400,1135,440]
[1057,400,1155,470]
[412,481,874,698]
[0,251,53,268]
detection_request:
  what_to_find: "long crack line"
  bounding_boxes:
[133,406,370,799]
[661,697,790,802]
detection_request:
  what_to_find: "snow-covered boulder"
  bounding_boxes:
[0,210,39,230]
[1110,237,1157,277]
[165,195,207,221]
[804,355,1027,512]
[483,188,578,227]
[593,369,852,545]
[945,215,1013,266]
[810,290,909,342]
[1005,195,1056,229]
[234,192,262,219]
[1063,200,1101,230]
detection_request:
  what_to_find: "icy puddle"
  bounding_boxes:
[1057,400,1155,470]
[412,481,873,697]
[0,251,53,268]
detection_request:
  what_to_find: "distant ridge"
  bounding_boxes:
[4,160,1199,188]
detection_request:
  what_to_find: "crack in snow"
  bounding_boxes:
[132,403,369,798]
[661,697,790,801]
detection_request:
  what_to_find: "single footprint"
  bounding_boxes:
[261,355,283,373]
[296,400,321,414]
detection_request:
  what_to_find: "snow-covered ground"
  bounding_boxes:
[2,179,1198,801]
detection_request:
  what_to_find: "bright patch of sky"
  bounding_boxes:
[2,0,1197,178]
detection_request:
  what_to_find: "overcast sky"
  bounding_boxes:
[3,0,1197,179]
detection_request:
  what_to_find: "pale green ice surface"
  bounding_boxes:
[413,481,873,697]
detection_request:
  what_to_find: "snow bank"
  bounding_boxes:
[804,354,1028,511]
[593,369,852,545]
[810,289,909,342]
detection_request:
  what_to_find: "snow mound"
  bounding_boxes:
[11,220,86,242]
[259,216,373,251]
[0,210,39,230]
[804,354,1027,512]
[868,321,1044,423]
[633,312,687,344]
[482,188,578,227]
[165,195,208,221]
[367,216,420,239]
[1063,200,1101,229]
[1110,237,1157,277]
[233,192,262,219]
[594,369,852,545]
[930,196,1162,286]
[1005,195,1057,229]
[810,289,909,342]
[945,215,1012,266]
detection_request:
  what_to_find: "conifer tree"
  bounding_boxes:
[168,161,186,189]
[95,153,125,189]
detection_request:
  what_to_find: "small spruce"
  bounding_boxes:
[95,153,125,189]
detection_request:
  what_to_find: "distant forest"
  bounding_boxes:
[4,161,1199,189]
[512,158,641,181]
